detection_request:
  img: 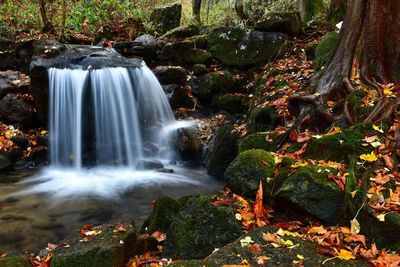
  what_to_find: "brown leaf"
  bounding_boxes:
[274,221,302,230]
[249,243,262,254]
[254,180,267,223]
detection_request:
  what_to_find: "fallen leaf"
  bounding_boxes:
[337,249,356,260]
[240,236,254,247]
[249,243,262,254]
[359,152,378,162]
[350,218,360,234]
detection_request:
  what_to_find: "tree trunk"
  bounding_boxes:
[327,0,347,23]
[60,0,66,40]
[38,0,53,33]
[192,0,202,24]
[234,0,248,21]
[297,0,306,21]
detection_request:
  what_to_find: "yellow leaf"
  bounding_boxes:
[377,213,386,222]
[384,89,393,96]
[350,190,358,198]
[277,228,302,238]
[350,218,360,234]
[372,124,384,133]
[297,254,304,260]
[40,130,48,135]
[308,226,326,234]
[337,249,355,260]
[359,152,378,162]
[370,141,381,148]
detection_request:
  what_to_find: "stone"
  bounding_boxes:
[191,34,208,49]
[0,94,38,128]
[247,105,277,133]
[224,149,276,198]
[32,40,67,59]
[0,38,35,73]
[163,84,196,109]
[172,127,202,161]
[192,64,208,76]
[315,31,338,70]
[162,25,200,39]
[136,159,164,170]
[255,12,301,35]
[141,196,182,234]
[163,195,242,260]
[238,133,279,153]
[204,226,368,266]
[189,71,235,102]
[0,71,30,101]
[51,222,137,267]
[211,93,248,115]
[150,3,182,35]
[275,166,344,224]
[114,34,165,60]
[0,150,12,171]
[158,40,212,64]
[203,123,239,178]
[208,27,287,67]
[153,66,187,85]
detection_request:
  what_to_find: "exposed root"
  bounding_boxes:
[344,101,354,126]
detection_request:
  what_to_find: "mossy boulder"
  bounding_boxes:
[192,64,208,76]
[164,84,195,109]
[191,34,208,49]
[247,105,277,133]
[315,31,338,70]
[275,166,345,224]
[238,133,280,153]
[150,3,182,35]
[51,223,137,267]
[211,93,248,115]
[208,27,287,67]
[203,226,367,266]
[163,195,242,259]
[305,126,370,163]
[0,255,30,267]
[153,65,187,85]
[162,25,200,39]
[203,123,239,178]
[190,71,235,102]
[224,149,276,198]
[141,196,182,234]
[255,12,301,35]
[158,40,212,64]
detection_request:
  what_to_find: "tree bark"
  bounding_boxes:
[192,0,202,24]
[60,0,66,40]
[327,0,347,23]
[38,0,53,33]
[297,0,306,21]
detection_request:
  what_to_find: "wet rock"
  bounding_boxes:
[203,123,239,178]
[136,159,164,170]
[275,166,344,224]
[150,3,182,35]
[0,38,35,73]
[51,222,137,267]
[114,34,165,60]
[247,105,277,133]
[211,93,249,115]
[162,25,200,39]
[315,31,338,70]
[203,226,368,266]
[208,27,287,67]
[32,40,68,59]
[0,71,30,101]
[192,64,208,76]
[189,71,235,102]
[164,84,195,109]
[224,149,276,198]
[158,40,212,64]
[163,195,242,260]
[141,196,182,233]
[0,94,38,128]
[172,127,202,161]
[153,66,187,85]
[0,150,15,171]
[255,12,301,35]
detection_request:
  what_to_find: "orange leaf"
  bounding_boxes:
[249,243,262,254]
[289,129,298,142]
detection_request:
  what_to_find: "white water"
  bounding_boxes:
[21,64,202,198]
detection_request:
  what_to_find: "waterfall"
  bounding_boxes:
[48,64,176,169]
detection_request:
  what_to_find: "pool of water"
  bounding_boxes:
[0,164,222,252]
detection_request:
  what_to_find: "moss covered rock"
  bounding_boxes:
[211,93,248,115]
[275,166,345,224]
[208,27,287,67]
[255,12,301,35]
[315,31,338,70]
[238,133,279,153]
[224,149,276,198]
[191,34,208,49]
[305,126,371,163]
[153,65,187,85]
[203,123,239,178]
[51,223,137,267]
[141,196,182,234]
[162,25,200,39]
[150,3,182,35]
[247,105,277,133]
[190,71,235,102]
[163,195,242,259]
[158,40,212,64]
[203,225,367,266]
[0,255,30,267]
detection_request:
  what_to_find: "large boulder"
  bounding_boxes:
[275,166,345,224]
[51,222,137,267]
[224,149,276,198]
[158,40,212,64]
[163,84,196,109]
[208,27,287,67]
[0,71,30,101]
[0,94,38,128]
[315,31,338,70]
[238,133,280,153]
[162,25,200,39]
[150,3,182,35]
[0,38,35,73]
[255,12,301,35]
[163,195,242,259]
[203,123,239,178]
[153,65,187,85]
[172,127,202,161]
[189,71,235,102]
[211,93,249,115]
[247,105,277,133]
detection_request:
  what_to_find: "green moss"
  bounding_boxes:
[224,149,277,198]
[305,125,372,163]
[247,106,277,133]
[211,94,249,115]
[163,195,242,259]
[304,0,326,21]
[315,31,338,71]
[141,196,182,234]
[238,133,279,153]
[0,255,30,267]
[346,89,375,122]
[276,166,344,224]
